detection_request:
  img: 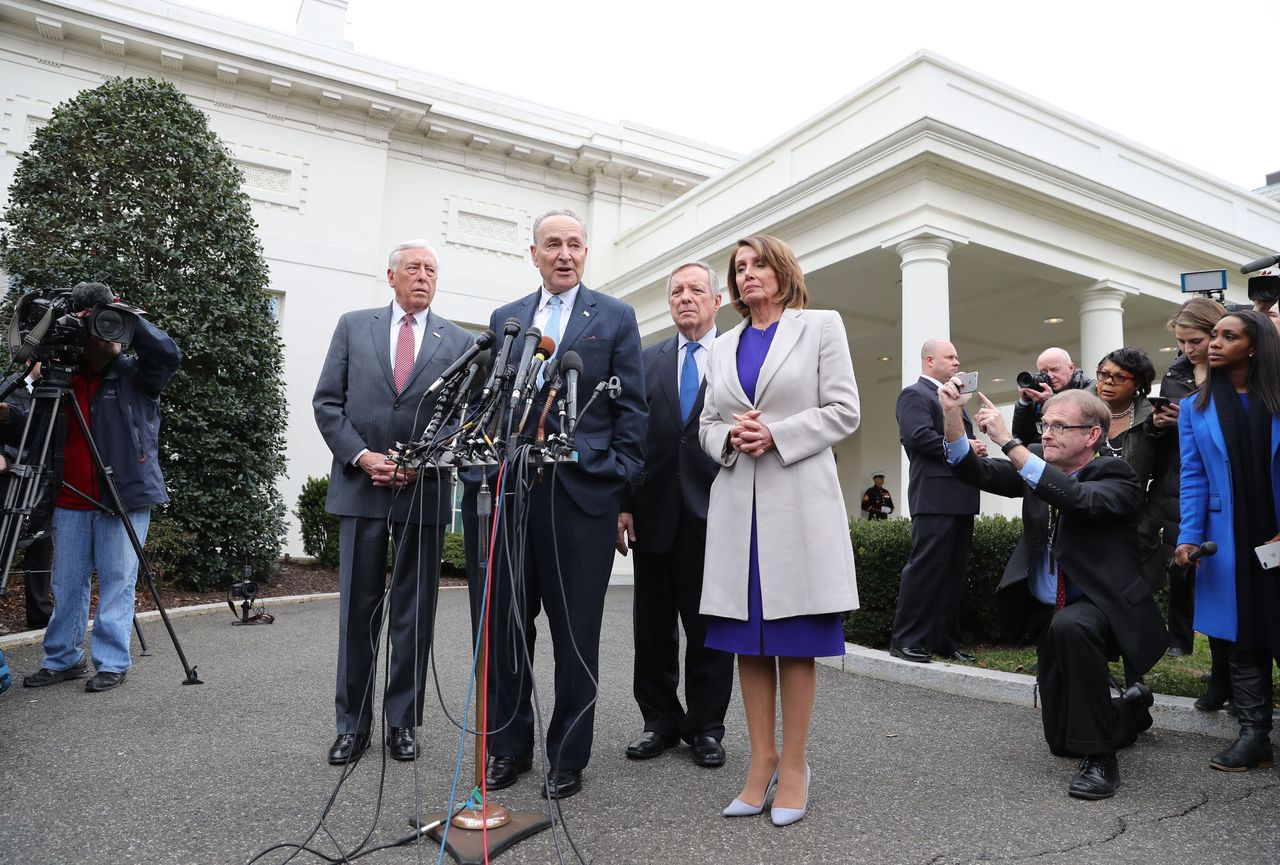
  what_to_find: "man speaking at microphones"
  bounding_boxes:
[480,208,646,800]
[313,240,473,766]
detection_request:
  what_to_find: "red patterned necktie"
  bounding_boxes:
[1055,565,1067,611]
[393,315,415,393]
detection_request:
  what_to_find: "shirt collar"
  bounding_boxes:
[391,302,430,328]
[677,326,717,352]
[922,374,948,389]
[538,284,579,313]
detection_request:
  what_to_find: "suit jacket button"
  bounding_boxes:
[680,436,687,444]
[393,403,401,411]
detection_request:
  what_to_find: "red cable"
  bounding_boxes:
[480,459,506,861]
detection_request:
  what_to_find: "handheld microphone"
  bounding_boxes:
[560,350,582,439]
[508,330,548,409]
[427,329,494,395]
[536,359,561,443]
[455,349,490,406]
[482,318,522,396]
[1189,541,1218,562]
[516,338,556,434]
[1242,254,1280,274]
[70,281,115,312]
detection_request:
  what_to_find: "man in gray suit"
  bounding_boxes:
[313,240,473,765]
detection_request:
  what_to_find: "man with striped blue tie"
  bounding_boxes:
[617,261,734,769]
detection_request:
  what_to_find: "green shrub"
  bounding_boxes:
[843,515,1023,647]
[295,476,340,568]
[141,511,198,584]
[443,532,466,573]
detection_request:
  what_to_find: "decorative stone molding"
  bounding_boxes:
[227,144,305,211]
[35,17,63,41]
[443,197,527,258]
[216,64,239,86]
[269,78,292,98]
[318,90,341,110]
[99,34,125,57]
[160,49,183,73]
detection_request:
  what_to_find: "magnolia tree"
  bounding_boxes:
[0,77,287,590]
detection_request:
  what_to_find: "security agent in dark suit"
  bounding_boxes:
[313,241,474,765]
[889,339,982,664]
[940,382,1168,800]
[481,209,646,800]
[615,261,733,768]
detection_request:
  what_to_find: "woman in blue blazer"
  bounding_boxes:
[1175,309,1280,771]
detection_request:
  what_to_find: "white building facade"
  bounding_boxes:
[3,0,1278,548]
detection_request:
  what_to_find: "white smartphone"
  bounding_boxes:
[1256,541,1280,570]
[957,372,978,394]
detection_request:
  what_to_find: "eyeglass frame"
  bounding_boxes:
[1035,421,1099,436]
[1094,369,1134,384]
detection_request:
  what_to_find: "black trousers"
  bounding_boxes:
[1166,567,1196,654]
[487,481,617,771]
[631,523,733,743]
[23,535,53,629]
[335,516,443,734]
[1035,599,1139,756]
[891,513,973,654]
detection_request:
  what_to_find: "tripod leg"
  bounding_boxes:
[134,615,151,656]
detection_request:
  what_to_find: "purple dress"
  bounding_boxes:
[704,322,847,658]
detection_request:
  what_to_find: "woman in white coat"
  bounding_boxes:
[700,235,860,826]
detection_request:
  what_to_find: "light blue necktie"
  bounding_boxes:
[539,295,563,388]
[680,341,701,424]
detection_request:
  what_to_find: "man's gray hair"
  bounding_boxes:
[532,209,587,242]
[1045,389,1111,438]
[388,239,437,271]
[666,261,719,296]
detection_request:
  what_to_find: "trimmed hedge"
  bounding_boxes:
[295,474,465,574]
[843,515,1024,647]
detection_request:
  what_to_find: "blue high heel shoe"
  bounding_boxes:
[722,766,780,817]
[770,763,810,826]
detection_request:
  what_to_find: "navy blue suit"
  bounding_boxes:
[891,376,979,654]
[485,283,646,771]
[623,336,732,743]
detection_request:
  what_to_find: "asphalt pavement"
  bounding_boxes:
[0,586,1276,865]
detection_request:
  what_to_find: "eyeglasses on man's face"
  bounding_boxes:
[1036,421,1098,436]
[1094,369,1133,385]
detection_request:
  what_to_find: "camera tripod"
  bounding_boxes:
[0,355,201,685]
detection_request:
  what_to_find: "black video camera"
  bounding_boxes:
[1248,274,1280,304]
[8,283,143,366]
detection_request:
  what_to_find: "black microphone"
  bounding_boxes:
[516,338,556,434]
[456,349,490,406]
[70,281,115,312]
[482,318,522,396]
[560,350,582,439]
[1189,541,1218,562]
[427,329,494,395]
[508,328,545,409]
[1241,254,1280,274]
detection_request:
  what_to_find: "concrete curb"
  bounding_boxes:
[820,642,1242,741]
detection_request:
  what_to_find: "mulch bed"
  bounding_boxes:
[0,559,466,638]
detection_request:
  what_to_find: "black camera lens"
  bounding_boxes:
[1248,275,1280,304]
[92,307,129,342]
[1016,371,1037,389]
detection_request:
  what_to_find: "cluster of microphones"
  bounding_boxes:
[399,319,609,468]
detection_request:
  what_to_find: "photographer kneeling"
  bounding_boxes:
[938,379,1167,800]
[20,283,181,693]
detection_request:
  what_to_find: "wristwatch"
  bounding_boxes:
[1001,437,1024,455]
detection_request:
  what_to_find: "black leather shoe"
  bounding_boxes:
[327,732,370,765]
[1120,681,1154,709]
[938,650,978,663]
[625,731,678,760]
[386,727,419,761]
[889,646,931,663]
[690,735,726,768]
[485,753,533,790]
[1068,753,1118,800]
[1209,728,1274,772]
[540,768,582,800]
[84,670,127,692]
[22,658,88,688]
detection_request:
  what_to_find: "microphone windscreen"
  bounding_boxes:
[536,336,556,358]
[503,317,522,336]
[1200,541,1218,557]
[70,281,114,312]
[475,329,496,350]
[559,350,583,375]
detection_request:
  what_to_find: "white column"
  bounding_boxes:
[1075,282,1128,374]
[895,236,953,518]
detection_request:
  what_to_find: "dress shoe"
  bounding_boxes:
[485,753,533,790]
[1120,681,1154,733]
[1068,753,1118,800]
[22,657,88,688]
[889,646,931,664]
[85,670,127,692]
[690,735,726,768]
[625,730,678,760]
[770,764,811,826]
[937,650,978,663]
[386,727,419,761]
[722,766,779,817]
[1209,728,1274,772]
[1194,681,1232,712]
[327,732,370,765]
[540,768,582,800]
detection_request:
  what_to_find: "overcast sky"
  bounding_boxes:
[183,0,1277,191]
